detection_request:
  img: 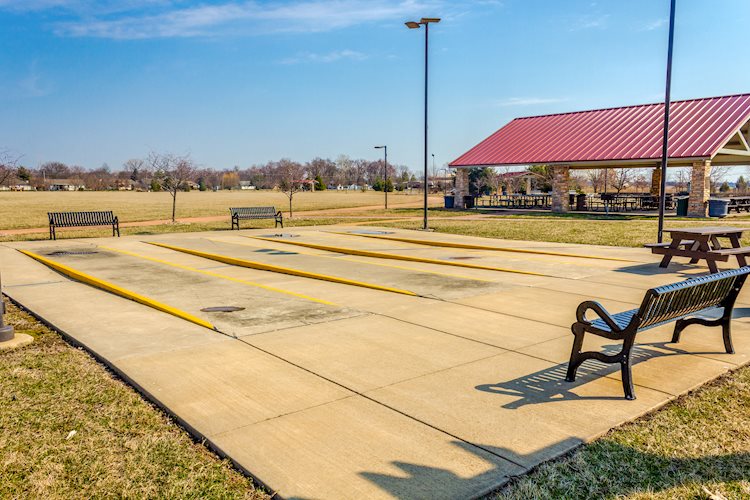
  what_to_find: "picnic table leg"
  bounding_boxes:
[659,236,682,268]
[707,258,719,274]
[729,234,747,267]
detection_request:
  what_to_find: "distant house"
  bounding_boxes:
[48,179,85,191]
[239,181,256,190]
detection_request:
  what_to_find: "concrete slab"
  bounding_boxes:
[367,351,671,468]
[5,226,750,499]
[212,396,524,499]
[248,315,505,392]
[116,340,353,437]
[0,333,34,350]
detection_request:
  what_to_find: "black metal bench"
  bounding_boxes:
[566,267,750,400]
[230,207,283,230]
[48,211,120,240]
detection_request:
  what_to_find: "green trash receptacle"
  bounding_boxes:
[444,195,455,208]
[676,196,688,217]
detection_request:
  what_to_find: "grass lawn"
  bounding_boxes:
[374,216,750,247]
[0,190,431,230]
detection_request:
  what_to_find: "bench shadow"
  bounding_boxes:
[613,261,700,277]
[475,341,714,409]
[359,438,750,499]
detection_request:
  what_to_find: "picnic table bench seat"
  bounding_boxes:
[230,207,283,230]
[48,211,119,240]
[566,267,750,400]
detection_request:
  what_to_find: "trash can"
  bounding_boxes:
[463,195,475,209]
[444,195,455,209]
[675,196,689,217]
[576,193,587,211]
[708,198,730,218]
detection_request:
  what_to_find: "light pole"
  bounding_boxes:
[374,145,388,209]
[0,273,14,343]
[406,17,440,230]
[658,0,677,243]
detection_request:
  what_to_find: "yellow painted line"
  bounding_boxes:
[207,237,494,283]
[148,242,419,297]
[247,236,546,277]
[18,249,216,331]
[101,246,336,306]
[328,231,637,263]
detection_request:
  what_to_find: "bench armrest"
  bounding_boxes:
[276,211,283,217]
[576,300,622,332]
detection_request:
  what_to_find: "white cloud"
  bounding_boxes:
[280,49,367,64]
[493,97,567,107]
[570,13,609,31]
[640,18,666,31]
[16,0,443,39]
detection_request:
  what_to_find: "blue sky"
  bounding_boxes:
[2,0,749,172]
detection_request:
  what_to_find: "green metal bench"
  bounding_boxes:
[566,267,750,399]
[48,211,119,240]
[230,206,283,230]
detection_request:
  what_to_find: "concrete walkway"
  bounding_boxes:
[3,226,750,498]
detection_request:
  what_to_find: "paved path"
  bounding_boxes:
[4,225,750,498]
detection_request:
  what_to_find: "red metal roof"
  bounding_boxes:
[450,93,750,167]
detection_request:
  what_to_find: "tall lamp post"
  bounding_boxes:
[658,0,677,243]
[374,145,388,209]
[406,17,440,230]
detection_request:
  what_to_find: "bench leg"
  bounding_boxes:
[672,315,733,354]
[620,336,636,400]
[565,325,586,382]
[50,225,55,241]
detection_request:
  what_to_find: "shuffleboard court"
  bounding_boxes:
[3,225,750,499]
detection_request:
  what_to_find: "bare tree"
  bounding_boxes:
[148,152,196,223]
[0,149,21,186]
[709,165,732,193]
[610,167,634,194]
[585,169,606,193]
[673,167,690,192]
[275,158,305,218]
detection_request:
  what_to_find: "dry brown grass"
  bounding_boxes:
[0,300,268,499]
[0,190,426,230]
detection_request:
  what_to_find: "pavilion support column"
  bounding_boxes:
[688,159,711,218]
[453,168,470,209]
[551,165,570,213]
[650,166,661,195]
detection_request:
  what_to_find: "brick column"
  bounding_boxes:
[551,165,570,213]
[650,165,661,195]
[688,159,711,217]
[453,168,470,209]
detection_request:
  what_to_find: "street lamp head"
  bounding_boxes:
[420,17,441,24]
[405,21,420,29]
[374,145,385,149]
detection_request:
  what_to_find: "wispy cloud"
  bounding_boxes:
[493,97,567,107]
[0,0,442,39]
[18,60,53,97]
[280,49,367,64]
[570,13,609,31]
[640,18,666,31]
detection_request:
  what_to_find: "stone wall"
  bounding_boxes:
[688,159,711,217]
[453,168,470,209]
[650,166,661,195]
[551,165,570,213]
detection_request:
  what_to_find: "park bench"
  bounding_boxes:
[230,207,283,230]
[48,211,120,240]
[566,267,750,400]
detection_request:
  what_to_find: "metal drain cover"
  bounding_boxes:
[348,230,395,235]
[47,250,98,256]
[201,306,246,313]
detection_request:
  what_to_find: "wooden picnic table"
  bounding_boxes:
[647,226,749,273]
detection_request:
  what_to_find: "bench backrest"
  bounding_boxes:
[637,267,750,329]
[48,211,116,227]
[230,207,277,218]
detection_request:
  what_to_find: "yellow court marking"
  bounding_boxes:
[248,236,547,277]
[101,246,336,306]
[148,242,419,297]
[328,231,637,263]
[18,249,216,331]
[207,237,494,283]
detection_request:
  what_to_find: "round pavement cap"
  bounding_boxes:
[0,333,33,351]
